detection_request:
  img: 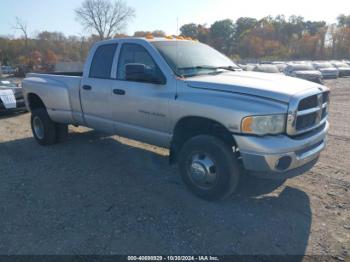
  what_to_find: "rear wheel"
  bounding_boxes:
[178,135,240,200]
[31,109,57,146]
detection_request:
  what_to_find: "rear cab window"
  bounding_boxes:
[89,44,118,79]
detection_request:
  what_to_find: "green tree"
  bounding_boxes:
[180,23,199,39]
[337,14,350,27]
[210,19,236,55]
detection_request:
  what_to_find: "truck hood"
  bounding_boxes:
[185,71,322,103]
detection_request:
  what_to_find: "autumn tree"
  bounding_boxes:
[180,23,210,43]
[75,0,135,40]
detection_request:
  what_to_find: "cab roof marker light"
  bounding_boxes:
[145,34,154,40]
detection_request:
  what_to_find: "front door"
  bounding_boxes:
[110,43,173,146]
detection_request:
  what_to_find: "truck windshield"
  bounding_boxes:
[152,41,238,77]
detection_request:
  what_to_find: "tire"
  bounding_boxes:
[56,123,68,143]
[178,135,240,201]
[31,108,57,146]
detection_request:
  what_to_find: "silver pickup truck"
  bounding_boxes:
[22,38,329,200]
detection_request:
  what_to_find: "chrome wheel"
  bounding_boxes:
[187,153,217,189]
[33,116,44,139]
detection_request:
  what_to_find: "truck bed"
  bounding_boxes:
[45,72,83,77]
[23,73,83,125]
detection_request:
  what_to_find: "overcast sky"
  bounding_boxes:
[1,0,349,38]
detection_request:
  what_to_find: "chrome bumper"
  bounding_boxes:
[234,122,329,179]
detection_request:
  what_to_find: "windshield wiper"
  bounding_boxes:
[178,65,218,70]
[178,65,238,72]
[216,66,239,71]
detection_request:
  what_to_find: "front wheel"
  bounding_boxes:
[178,135,240,201]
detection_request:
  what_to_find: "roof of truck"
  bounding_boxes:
[97,37,198,45]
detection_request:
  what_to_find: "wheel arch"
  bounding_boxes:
[170,116,236,164]
[27,93,46,111]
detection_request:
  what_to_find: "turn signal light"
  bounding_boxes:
[242,117,253,132]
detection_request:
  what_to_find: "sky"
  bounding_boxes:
[1,0,350,38]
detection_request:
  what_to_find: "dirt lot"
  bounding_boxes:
[0,78,349,259]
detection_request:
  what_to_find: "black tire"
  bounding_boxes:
[178,135,240,201]
[31,108,57,146]
[56,123,69,142]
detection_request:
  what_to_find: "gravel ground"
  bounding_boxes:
[0,78,349,259]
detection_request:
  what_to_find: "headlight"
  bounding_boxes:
[241,114,286,135]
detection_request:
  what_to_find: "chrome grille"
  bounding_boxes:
[287,88,330,136]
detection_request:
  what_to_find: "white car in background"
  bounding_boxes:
[331,62,350,77]
[313,62,339,79]
[284,63,323,84]
[252,64,283,74]
[0,80,25,113]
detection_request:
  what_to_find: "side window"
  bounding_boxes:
[89,44,118,79]
[117,43,164,83]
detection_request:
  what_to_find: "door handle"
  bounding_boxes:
[113,89,126,95]
[82,85,92,91]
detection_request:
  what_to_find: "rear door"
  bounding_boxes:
[80,43,118,133]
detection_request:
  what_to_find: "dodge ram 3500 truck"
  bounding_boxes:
[22,38,329,200]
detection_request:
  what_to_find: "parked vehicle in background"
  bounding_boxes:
[22,37,329,200]
[239,64,256,71]
[1,66,16,75]
[272,62,287,72]
[284,64,323,84]
[331,62,350,77]
[312,62,339,79]
[253,64,281,74]
[342,60,350,66]
[0,80,26,112]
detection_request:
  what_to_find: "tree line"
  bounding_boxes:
[180,14,350,60]
[1,5,350,72]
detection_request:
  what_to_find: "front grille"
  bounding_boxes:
[296,113,317,130]
[298,96,318,110]
[287,90,330,136]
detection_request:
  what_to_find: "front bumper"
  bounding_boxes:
[234,122,329,179]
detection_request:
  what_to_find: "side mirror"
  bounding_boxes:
[125,63,146,82]
[125,63,166,85]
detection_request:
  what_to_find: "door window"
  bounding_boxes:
[117,43,165,83]
[89,44,118,79]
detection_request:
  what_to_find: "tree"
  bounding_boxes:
[133,31,150,37]
[180,23,209,42]
[133,30,165,37]
[210,19,236,55]
[337,14,350,27]
[235,17,257,39]
[13,17,29,51]
[152,30,166,37]
[75,0,135,40]
[180,23,199,39]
